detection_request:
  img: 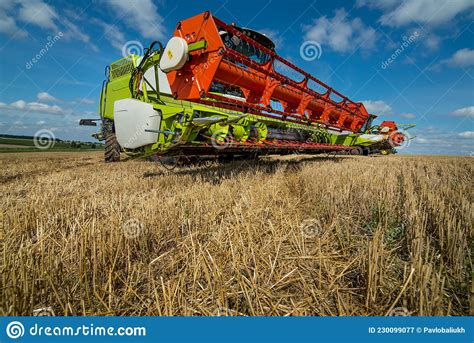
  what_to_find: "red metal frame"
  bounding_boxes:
[165,137,349,156]
[166,11,370,133]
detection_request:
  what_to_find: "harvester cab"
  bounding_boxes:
[80,11,413,162]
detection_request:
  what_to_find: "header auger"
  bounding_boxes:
[80,11,414,162]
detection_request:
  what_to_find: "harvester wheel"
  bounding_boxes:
[350,146,363,156]
[105,132,120,162]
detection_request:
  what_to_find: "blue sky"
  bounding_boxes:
[0,0,473,155]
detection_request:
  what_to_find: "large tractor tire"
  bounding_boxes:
[350,146,363,156]
[105,132,120,162]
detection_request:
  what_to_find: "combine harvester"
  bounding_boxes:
[80,11,413,162]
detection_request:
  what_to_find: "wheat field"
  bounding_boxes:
[0,152,472,316]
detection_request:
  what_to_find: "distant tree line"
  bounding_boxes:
[0,134,103,148]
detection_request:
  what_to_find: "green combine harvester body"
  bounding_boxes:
[80,12,413,162]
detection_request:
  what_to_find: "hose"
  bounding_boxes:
[129,41,164,98]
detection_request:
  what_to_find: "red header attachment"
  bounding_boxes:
[165,11,370,132]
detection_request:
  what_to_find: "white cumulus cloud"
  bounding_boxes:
[27,101,64,114]
[76,98,95,105]
[442,48,474,68]
[4,99,88,116]
[458,131,474,138]
[10,100,26,110]
[451,106,474,118]
[0,0,96,50]
[0,12,28,37]
[37,92,61,102]
[92,19,127,51]
[17,0,58,30]
[303,8,377,53]
[104,0,166,40]
[357,0,474,27]
[361,100,392,114]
